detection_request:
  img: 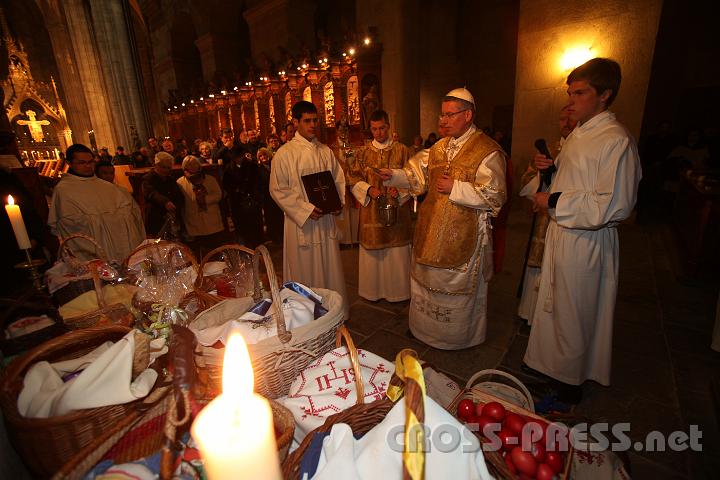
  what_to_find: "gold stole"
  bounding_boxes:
[414,132,501,268]
[355,142,413,250]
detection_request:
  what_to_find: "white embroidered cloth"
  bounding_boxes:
[280,347,394,444]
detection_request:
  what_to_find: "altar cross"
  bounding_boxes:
[17,110,50,143]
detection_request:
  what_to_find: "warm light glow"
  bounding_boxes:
[181,103,185,107]
[222,333,254,398]
[221,90,227,95]
[560,46,593,71]
[7,195,15,206]
[200,97,204,101]
[348,48,355,56]
[363,37,371,45]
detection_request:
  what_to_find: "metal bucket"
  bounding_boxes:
[377,196,398,227]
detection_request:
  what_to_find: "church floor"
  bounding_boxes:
[291,198,718,479]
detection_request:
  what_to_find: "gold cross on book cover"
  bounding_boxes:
[301,170,342,213]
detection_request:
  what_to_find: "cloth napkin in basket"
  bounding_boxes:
[192,282,328,346]
[17,331,166,418]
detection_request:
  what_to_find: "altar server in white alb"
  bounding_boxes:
[350,110,412,302]
[379,88,507,349]
[524,58,641,397]
[270,101,348,317]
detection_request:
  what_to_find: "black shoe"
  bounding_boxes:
[521,362,553,381]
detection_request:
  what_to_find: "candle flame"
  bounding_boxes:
[222,332,254,398]
[7,195,15,206]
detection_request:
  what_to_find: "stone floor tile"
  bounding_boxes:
[613,320,670,359]
[611,350,678,407]
[627,452,689,479]
[421,344,506,385]
[346,302,403,336]
[499,332,529,373]
[357,329,429,363]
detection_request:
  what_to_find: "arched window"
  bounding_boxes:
[253,99,260,130]
[303,86,312,102]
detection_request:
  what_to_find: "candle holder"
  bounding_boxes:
[14,249,46,292]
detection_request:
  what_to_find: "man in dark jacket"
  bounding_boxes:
[142,152,184,237]
[222,146,263,248]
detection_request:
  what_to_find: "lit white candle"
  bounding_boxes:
[191,333,281,480]
[5,195,32,250]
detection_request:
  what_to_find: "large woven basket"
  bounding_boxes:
[0,325,165,477]
[190,245,345,400]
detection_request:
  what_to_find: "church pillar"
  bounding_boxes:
[356,0,421,145]
[86,0,150,150]
[194,33,219,84]
[37,0,94,148]
[60,0,116,149]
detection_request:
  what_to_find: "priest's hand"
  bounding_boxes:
[368,186,382,200]
[436,175,454,194]
[309,207,323,220]
[331,209,342,216]
[534,153,553,170]
[165,201,177,212]
[387,187,399,198]
[533,192,549,212]
[377,168,393,181]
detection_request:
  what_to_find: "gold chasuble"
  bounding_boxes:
[353,142,413,250]
[414,132,502,268]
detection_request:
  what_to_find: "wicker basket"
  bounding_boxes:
[282,343,420,480]
[60,264,135,330]
[190,245,345,400]
[123,241,199,314]
[0,325,166,477]
[193,243,261,300]
[51,234,109,306]
[448,369,574,479]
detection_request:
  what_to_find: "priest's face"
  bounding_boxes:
[70,152,96,177]
[439,100,473,138]
[370,119,390,143]
[295,113,318,141]
[565,80,611,125]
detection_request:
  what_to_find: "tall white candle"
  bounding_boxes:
[5,195,32,250]
[191,333,281,480]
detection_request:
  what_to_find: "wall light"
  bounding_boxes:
[363,37,371,46]
[560,46,593,71]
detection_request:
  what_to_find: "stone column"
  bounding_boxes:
[37,0,94,147]
[60,0,116,149]
[356,0,420,145]
[87,0,150,149]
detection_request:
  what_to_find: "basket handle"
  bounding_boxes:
[394,349,426,480]
[90,262,107,309]
[335,326,365,405]
[194,243,261,301]
[59,233,108,264]
[122,240,199,271]
[465,369,534,413]
[254,245,290,343]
